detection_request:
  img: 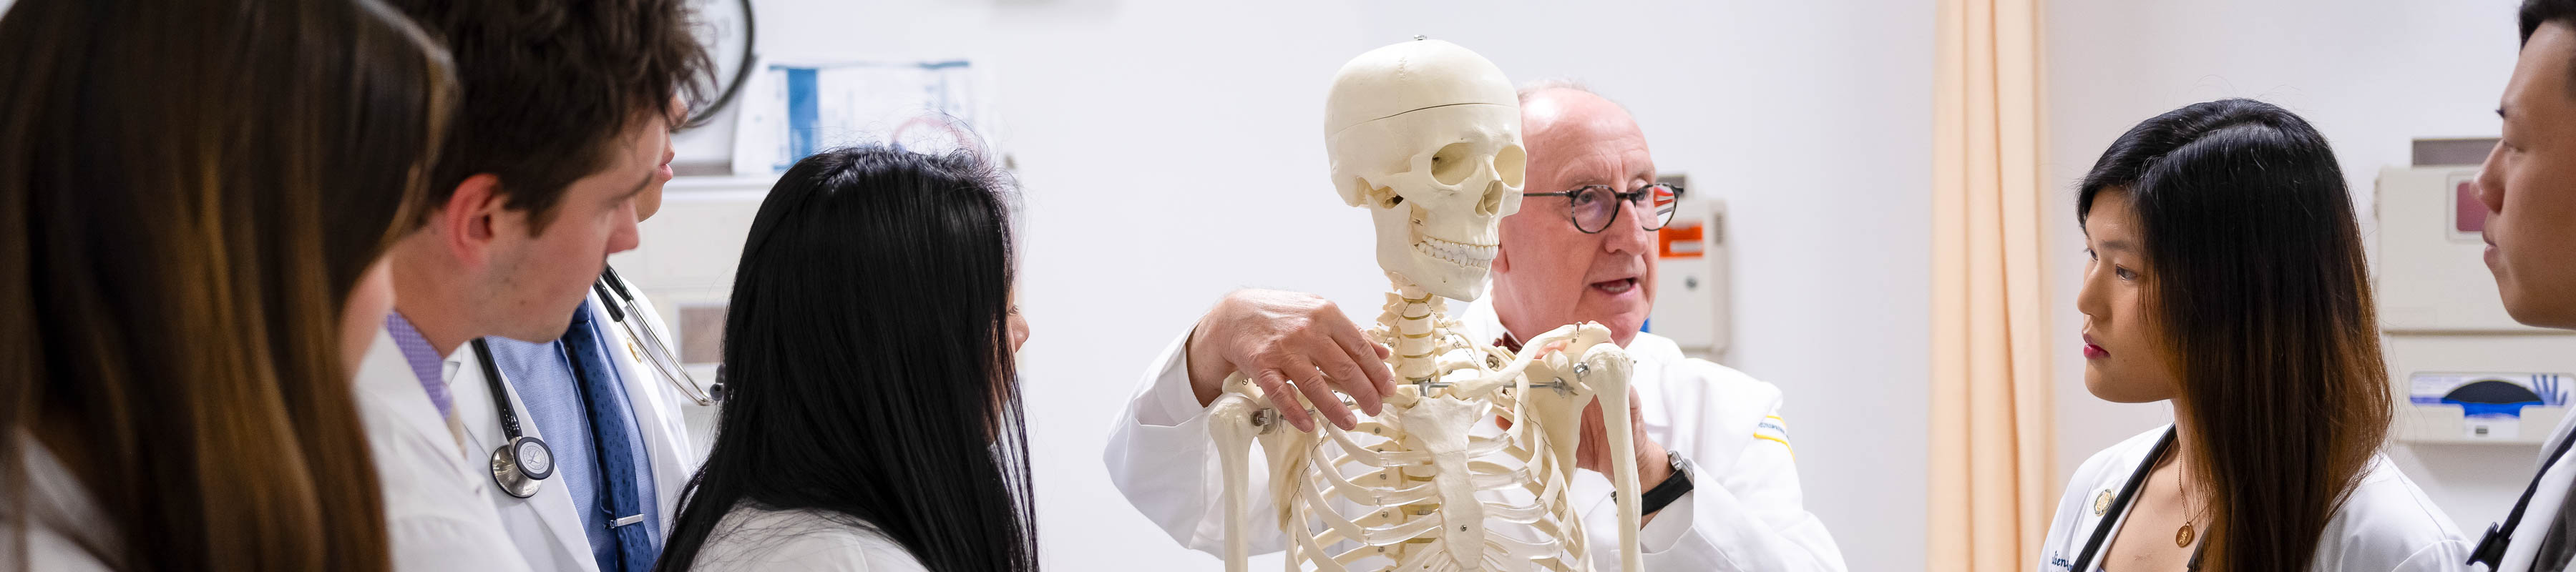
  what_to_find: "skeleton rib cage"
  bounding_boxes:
[1209,284,1646,572]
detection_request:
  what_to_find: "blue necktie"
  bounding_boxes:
[561,300,658,572]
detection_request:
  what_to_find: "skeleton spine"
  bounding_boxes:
[1382,275,1445,383]
[1377,274,1448,566]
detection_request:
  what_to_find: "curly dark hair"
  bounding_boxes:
[388,0,713,231]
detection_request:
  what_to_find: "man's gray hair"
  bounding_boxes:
[1515,79,1626,112]
[1515,79,1596,104]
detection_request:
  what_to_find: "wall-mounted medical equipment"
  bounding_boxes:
[2380,142,2576,445]
[1646,172,1732,362]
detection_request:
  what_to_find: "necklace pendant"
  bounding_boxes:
[2175,523,2195,548]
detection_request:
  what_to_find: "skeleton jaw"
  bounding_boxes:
[1375,202,1501,301]
[1412,234,1494,270]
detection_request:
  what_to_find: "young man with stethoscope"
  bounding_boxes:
[354,1,715,571]
[446,208,718,572]
[2465,2,2576,570]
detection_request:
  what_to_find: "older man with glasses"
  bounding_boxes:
[1103,81,1848,571]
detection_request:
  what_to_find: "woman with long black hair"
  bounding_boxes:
[2034,99,2464,571]
[654,146,1035,572]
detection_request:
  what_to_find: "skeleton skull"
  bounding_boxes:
[1324,39,1526,301]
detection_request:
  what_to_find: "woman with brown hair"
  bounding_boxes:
[2034,99,2466,571]
[0,0,454,568]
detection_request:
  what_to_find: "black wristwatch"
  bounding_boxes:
[1639,452,1696,516]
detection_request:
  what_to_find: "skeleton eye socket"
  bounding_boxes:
[1428,142,1478,186]
[1493,145,1526,188]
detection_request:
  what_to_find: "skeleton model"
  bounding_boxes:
[1208,39,1644,572]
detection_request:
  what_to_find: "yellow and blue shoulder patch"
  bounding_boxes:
[1754,415,1792,457]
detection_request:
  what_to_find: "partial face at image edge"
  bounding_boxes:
[2481,22,2576,328]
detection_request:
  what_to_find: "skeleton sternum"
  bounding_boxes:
[1376,275,1477,567]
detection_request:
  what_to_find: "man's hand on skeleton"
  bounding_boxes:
[1579,387,1676,498]
[1488,337,1675,500]
[1186,289,1397,432]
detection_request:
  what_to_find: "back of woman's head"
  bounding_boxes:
[0,0,452,568]
[2077,98,2386,572]
[658,147,1033,572]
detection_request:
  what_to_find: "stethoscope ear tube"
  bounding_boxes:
[2071,428,2176,571]
[472,338,553,498]
[598,267,721,406]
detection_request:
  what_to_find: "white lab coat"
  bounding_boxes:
[2492,411,2576,571]
[2036,425,2467,572]
[683,504,930,572]
[450,287,705,572]
[354,328,537,571]
[1103,296,1848,571]
[0,433,119,571]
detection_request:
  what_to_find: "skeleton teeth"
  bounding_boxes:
[1413,240,1493,270]
[1422,234,1496,249]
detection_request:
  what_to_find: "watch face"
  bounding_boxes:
[518,440,552,473]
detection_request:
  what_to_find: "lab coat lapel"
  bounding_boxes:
[355,330,477,481]
[2503,412,2576,571]
[450,340,600,572]
[2072,427,2171,572]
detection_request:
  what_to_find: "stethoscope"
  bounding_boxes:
[474,337,553,498]
[595,266,723,405]
[477,267,727,499]
[2070,427,2207,572]
[2467,426,2576,569]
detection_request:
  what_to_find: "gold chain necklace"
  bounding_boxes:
[2172,453,2205,548]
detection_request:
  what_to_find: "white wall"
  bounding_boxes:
[631,1,1932,569]
[2044,0,2529,535]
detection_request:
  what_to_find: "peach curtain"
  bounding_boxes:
[1928,0,2054,570]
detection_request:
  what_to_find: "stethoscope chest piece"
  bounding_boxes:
[472,337,555,500]
[490,435,553,499]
